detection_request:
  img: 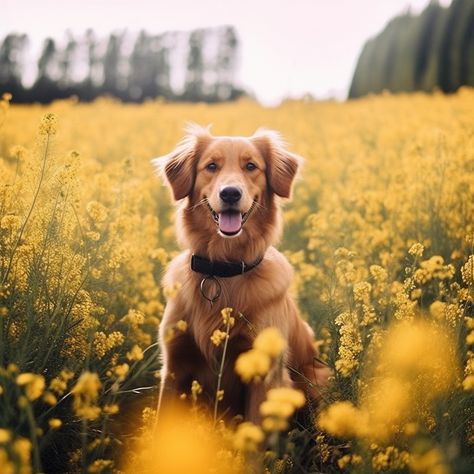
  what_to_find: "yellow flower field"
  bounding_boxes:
[0,89,473,473]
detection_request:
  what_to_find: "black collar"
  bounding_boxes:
[191,254,264,278]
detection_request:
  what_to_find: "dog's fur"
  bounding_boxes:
[154,125,330,422]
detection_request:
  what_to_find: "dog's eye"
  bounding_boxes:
[245,162,257,171]
[206,162,218,172]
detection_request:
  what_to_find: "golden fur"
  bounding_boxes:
[153,125,330,422]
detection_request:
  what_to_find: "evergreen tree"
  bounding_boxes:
[349,0,474,98]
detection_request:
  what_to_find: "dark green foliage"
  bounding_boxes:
[349,0,474,98]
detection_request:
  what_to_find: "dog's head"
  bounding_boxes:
[153,125,302,252]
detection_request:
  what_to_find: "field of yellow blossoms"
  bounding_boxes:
[0,89,473,473]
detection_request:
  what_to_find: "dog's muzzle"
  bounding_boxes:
[206,198,257,238]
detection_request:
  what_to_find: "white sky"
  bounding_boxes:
[1,0,451,104]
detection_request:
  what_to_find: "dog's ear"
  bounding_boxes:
[151,124,212,200]
[251,129,302,198]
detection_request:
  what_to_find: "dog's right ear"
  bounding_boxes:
[151,124,212,201]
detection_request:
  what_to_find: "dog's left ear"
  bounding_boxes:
[151,124,212,200]
[251,129,302,198]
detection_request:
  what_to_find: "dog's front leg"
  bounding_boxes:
[157,335,182,416]
[246,381,267,423]
[157,303,202,415]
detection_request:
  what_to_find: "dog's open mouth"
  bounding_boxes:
[206,199,256,237]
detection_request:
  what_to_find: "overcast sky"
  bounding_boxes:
[2,0,451,104]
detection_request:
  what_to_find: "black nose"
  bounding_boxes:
[219,186,242,205]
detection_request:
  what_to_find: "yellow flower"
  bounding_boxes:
[235,349,271,383]
[39,112,58,135]
[16,373,45,401]
[108,363,129,382]
[317,401,365,438]
[87,459,114,473]
[410,448,448,474]
[221,307,235,327]
[338,454,352,469]
[86,201,108,223]
[353,281,372,303]
[191,380,202,402]
[404,422,418,436]
[463,375,474,391]
[0,428,11,443]
[71,372,102,420]
[13,438,31,467]
[103,404,119,415]
[86,230,101,241]
[429,301,446,320]
[122,310,144,326]
[370,265,388,282]
[461,255,474,286]
[210,329,227,346]
[48,418,62,429]
[233,422,264,452]
[267,387,305,408]
[262,417,289,432]
[43,391,58,406]
[377,321,458,392]
[126,344,144,361]
[253,327,287,358]
[260,387,305,432]
[175,319,187,332]
[372,447,410,471]
[49,369,74,395]
[0,215,21,232]
[260,400,294,419]
[408,243,424,257]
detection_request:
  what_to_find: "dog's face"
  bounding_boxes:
[195,138,266,237]
[154,125,301,240]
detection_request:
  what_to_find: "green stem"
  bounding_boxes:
[1,134,51,287]
[81,418,88,474]
[213,321,231,424]
[24,401,42,473]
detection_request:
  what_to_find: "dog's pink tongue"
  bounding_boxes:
[219,211,242,234]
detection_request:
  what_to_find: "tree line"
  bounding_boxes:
[0,26,245,103]
[349,0,474,98]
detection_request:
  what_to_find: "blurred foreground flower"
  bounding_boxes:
[261,387,305,432]
[235,327,286,383]
[71,372,102,420]
[318,320,460,443]
[122,407,240,474]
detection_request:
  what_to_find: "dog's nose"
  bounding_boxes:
[219,186,242,205]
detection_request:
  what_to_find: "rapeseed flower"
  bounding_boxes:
[71,372,102,420]
[235,349,271,383]
[253,327,287,358]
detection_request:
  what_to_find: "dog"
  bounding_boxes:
[153,125,330,422]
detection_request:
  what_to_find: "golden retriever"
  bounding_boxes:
[153,125,330,422]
